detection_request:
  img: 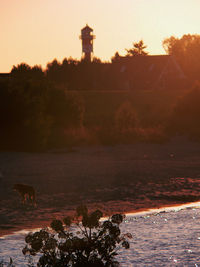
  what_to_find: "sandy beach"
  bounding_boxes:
[1,137,200,236]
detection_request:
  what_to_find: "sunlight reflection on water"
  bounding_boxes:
[1,202,200,266]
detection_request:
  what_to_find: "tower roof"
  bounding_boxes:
[81,24,93,33]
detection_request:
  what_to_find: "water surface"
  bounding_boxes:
[1,203,200,266]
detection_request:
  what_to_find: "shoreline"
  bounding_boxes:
[1,199,200,238]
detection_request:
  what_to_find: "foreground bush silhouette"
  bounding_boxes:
[22,206,131,266]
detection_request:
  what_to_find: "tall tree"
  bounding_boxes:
[163,34,200,80]
[45,59,62,83]
[126,40,148,56]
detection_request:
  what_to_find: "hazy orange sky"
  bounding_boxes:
[1,0,200,72]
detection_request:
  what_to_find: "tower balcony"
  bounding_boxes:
[79,34,96,40]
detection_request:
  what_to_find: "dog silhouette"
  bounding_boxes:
[13,183,36,205]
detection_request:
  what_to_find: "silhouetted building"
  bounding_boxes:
[80,24,95,62]
[111,55,187,90]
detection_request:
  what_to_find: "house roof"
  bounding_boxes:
[113,55,185,89]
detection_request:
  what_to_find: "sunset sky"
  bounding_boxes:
[1,0,200,72]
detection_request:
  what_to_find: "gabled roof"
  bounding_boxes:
[116,55,171,72]
[113,55,185,89]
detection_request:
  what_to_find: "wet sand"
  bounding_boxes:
[1,137,200,236]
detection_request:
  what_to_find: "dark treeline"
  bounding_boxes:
[9,40,150,91]
[45,58,115,91]
[9,35,200,90]
[0,71,84,151]
[10,59,118,91]
[1,36,200,151]
[45,41,149,90]
[9,35,200,89]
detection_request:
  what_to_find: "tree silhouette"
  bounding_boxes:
[46,59,62,83]
[111,52,121,63]
[92,57,102,63]
[126,40,148,56]
[11,63,44,80]
[163,34,200,80]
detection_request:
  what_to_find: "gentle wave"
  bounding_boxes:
[1,202,200,266]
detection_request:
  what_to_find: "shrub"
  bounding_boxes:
[115,101,137,133]
[168,83,200,139]
[23,205,131,267]
[136,126,168,143]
